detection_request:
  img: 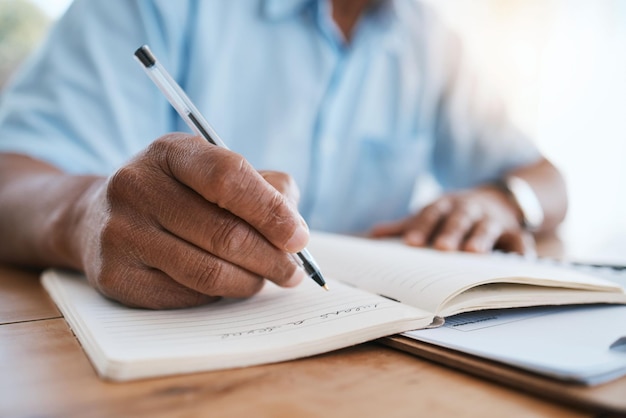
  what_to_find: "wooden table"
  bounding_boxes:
[0,264,592,418]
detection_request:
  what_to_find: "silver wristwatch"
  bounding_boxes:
[501,176,544,231]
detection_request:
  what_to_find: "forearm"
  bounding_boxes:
[0,134,311,309]
[0,153,104,269]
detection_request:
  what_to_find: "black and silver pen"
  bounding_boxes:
[134,45,328,291]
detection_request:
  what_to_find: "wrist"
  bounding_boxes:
[496,176,544,232]
[47,176,107,270]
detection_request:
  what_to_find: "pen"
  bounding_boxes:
[134,45,328,291]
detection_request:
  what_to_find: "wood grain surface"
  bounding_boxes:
[0,265,591,418]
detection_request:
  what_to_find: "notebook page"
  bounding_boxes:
[42,270,432,381]
[308,232,625,315]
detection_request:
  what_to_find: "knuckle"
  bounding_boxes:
[106,164,165,214]
[145,136,174,169]
[146,133,185,159]
[91,267,161,309]
[98,215,155,276]
[257,192,292,231]
[188,259,225,294]
[420,203,444,222]
[262,171,297,196]
[206,154,296,235]
[99,218,123,249]
[107,165,143,204]
[207,153,251,204]
[443,214,468,232]
[460,201,482,219]
[91,263,134,302]
[100,203,147,245]
[188,257,264,298]
[90,267,111,294]
[211,217,258,256]
[481,219,502,237]
[146,135,172,155]
[272,260,299,285]
[146,133,197,175]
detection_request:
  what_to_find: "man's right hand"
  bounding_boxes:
[0,133,310,309]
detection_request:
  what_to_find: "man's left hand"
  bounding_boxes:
[369,186,535,255]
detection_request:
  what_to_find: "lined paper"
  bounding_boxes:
[41,233,626,381]
[307,232,626,315]
[42,270,432,381]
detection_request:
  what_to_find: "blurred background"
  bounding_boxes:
[431,0,626,264]
[1,0,625,262]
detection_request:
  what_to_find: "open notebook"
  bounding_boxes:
[42,271,431,381]
[382,253,626,387]
[42,232,626,381]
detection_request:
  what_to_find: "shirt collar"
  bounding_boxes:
[369,0,400,30]
[261,0,404,53]
[261,0,399,23]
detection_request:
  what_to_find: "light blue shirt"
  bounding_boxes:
[0,0,541,234]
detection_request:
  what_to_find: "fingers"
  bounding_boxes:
[149,135,309,253]
[431,201,480,251]
[370,200,453,247]
[369,218,410,239]
[495,230,537,256]
[144,179,305,288]
[261,171,301,209]
[96,194,304,308]
[108,160,303,284]
[90,133,309,309]
[369,189,534,255]
[462,219,504,253]
[95,265,220,310]
[102,210,302,292]
[403,200,453,247]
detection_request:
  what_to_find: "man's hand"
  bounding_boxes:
[369,186,535,255]
[72,133,309,309]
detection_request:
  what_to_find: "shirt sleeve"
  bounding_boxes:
[0,0,195,175]
[424,9,543,190]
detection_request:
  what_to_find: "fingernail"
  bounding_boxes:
[285,216,309,252]
[467,240,487,253]
[434,237,454,251]
[405,231,424,246]
[284,268,306,288]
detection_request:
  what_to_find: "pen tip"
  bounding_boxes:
[323,284,330,291]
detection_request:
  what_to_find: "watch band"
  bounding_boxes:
[500,176,544,231]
